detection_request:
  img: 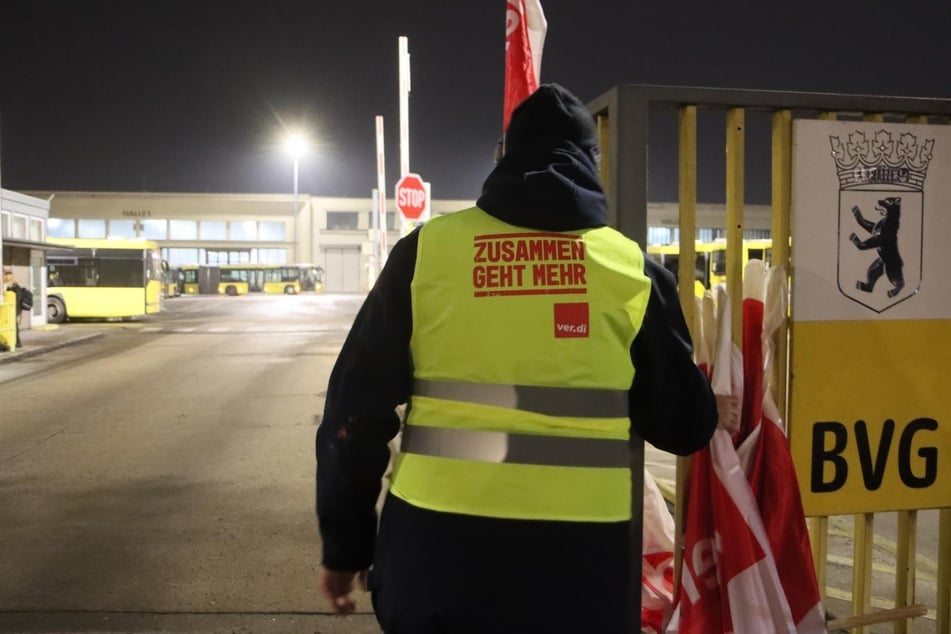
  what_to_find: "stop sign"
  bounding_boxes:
[395,173,429,221]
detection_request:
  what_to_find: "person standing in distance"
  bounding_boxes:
[316,83,721,633]
[3,270,25,349]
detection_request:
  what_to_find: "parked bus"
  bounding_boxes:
[46,238,166,323]
[178,265,200,295]
[162,266,181,298]
[647,239,772,295]
[214,265,252,296]
[297,264,325,293]
[647,241,726,295]
[175,264,304,295]
[255,265,303,294]
[213,264,301,295]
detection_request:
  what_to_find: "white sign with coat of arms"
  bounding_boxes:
[789,120,951,516]
[791,120,951,320]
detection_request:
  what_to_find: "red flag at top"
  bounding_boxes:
[503,0,547,130]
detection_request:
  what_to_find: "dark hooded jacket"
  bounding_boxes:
[316,85,716,591]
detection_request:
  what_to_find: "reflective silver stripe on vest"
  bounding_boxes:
[401,424,630,468]
[413,379,629,419]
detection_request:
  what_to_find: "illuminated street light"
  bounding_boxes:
[284,132,308,216]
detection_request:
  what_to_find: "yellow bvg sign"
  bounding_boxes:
[790,120,951,516]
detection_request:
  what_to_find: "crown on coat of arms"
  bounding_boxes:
[829,130,934,191]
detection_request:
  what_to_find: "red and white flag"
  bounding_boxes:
[503,0,547,130]
[667,263,826,633]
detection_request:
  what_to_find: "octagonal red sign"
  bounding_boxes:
[395,173,428,220]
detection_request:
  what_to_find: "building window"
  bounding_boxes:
[169,220,198,240]
[164,247,201,267]
[257,248,288,264]
[1,211,9,237]
[259,221,286,241]
[647,226,676,246]
[200,221,227,240]
[48,218,75,238]
[366,211,397,231]
[327,211,359,230]
[11,214,27,239]
[140,219,167,240]
[207,249,250,264]
[78,219,106,239]
[230,220,257,240]
[108,219,137,238]
[30,218,44,241]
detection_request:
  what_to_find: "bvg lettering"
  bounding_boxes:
[810,418,938,493]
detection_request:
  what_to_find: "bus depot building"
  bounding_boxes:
[1,188,54,333]
[31,190,477,295]
[3,188,770,336]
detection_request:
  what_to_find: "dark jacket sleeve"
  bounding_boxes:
[628,259,717,455]
[315,230,420,571]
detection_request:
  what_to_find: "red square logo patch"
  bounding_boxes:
[554,302,589,338]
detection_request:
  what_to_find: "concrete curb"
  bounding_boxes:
[0,332,105,365]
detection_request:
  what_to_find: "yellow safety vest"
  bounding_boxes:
[390,207,651,522]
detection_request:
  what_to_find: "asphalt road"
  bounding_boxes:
[0,293,382,633]
[0,293,942,633]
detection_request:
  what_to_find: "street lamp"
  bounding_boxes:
[284,132,308,216]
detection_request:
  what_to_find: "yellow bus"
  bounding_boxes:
[647,241,727,295]
[176,264,303,296]
[178,265,200,295]
[215,265,252,296]
[256,265,303,294]
[297,264,325,293]
[216,264,301,295]
[646,239,772,295]
[46,238,165,323]
[162,266,181,298]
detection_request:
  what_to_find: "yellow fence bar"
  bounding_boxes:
[894,510,917,634]
[725,108,744,344]
[770,110,792,274]
[808,110,836,607]
[853,513,875,633]
[892,112,930,634]
[678,105,698,340]
[673,105,698,594]
[828,605,928,631]
[769,109,791,421]
[810,515,828,603]
[849,111,884,634]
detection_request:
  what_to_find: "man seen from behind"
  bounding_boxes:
[316,84,720,633]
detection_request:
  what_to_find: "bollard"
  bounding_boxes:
[0,290,17,350]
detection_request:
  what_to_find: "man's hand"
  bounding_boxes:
[715,393,741,434]
[319,567,368,615]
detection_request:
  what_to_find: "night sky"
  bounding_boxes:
[2,1,950,202]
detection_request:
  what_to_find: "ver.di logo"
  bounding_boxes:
[829,130,932,313]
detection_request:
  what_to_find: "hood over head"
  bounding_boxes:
[476,83,607,232]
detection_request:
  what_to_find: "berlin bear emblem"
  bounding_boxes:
[849,198,905,299]
[830,130,929,313]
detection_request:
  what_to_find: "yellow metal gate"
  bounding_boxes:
[588,84,951,633]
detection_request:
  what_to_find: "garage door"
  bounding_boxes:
[323,247,361,293]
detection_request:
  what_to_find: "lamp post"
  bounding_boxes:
[285,133,307,216]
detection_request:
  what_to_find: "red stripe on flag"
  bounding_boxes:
[503,0,541,130]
